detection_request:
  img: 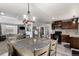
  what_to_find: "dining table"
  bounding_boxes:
[11,38,51,56]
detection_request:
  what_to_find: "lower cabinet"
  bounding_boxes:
[70,37,79,49]
[61,35,79,49]
[61,35,70,43]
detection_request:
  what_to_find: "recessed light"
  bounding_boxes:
[52,17,55,19]
[0,12,4,15]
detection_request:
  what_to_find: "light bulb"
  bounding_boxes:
[73,21,75,23]
[73,19,76,24]
[32,17,36,21]
[23,15,27,19]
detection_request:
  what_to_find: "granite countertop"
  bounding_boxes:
[12,38,51,56]
[69,34,79,38]
[62,33,79,38]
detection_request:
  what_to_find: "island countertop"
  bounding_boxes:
[62,33,79,38]
[69,34,79,38]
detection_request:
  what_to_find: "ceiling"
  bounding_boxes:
[0,3,79,24]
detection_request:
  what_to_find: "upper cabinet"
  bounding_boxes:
[52,21,62,29]
[62,21,78,29]
[52,18,78,29]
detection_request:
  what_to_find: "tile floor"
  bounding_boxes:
[0,40,8,55]
[56,43,72,56]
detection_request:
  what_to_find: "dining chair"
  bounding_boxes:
[18,49,34,56]
[7,41,13,56]
[7,35,21,56]
[7,40,22,56]
[34,45,50,56]
[49,39,58,56]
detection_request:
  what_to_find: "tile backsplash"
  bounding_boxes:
[52,29,78,35]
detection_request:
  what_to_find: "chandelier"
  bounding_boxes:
[23,3,36,24]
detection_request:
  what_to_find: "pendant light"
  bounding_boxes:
[23,3,36,24]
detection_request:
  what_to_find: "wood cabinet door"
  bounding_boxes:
[61,35,70,43]
[62,22,78,29]
[70,37,79,49]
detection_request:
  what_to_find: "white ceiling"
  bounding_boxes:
[0,3,79,24]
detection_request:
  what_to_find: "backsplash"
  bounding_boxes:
[52,29,78,35]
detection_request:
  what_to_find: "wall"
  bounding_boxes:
[0,16,23,35]
[1,24,17,35]
[0,16,23,25]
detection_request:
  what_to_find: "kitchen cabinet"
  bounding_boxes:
[70,37,79,49]
[52,18,78,29]
[61,35,70,43]
[52,21,62,29]
[60,34,79,49]
[62,21,78,29]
